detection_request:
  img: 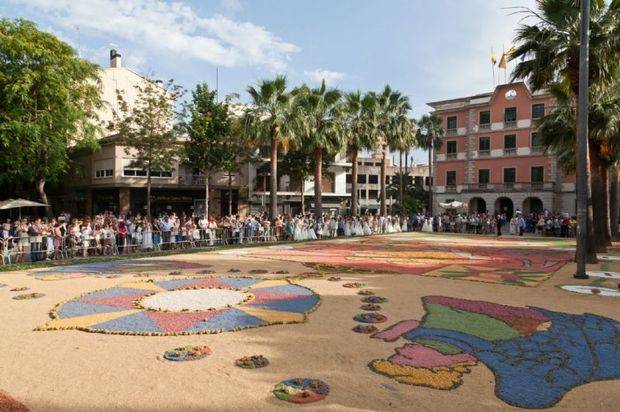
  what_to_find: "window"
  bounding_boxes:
[532,103,545,119]
[123,159,171,178]
[357,174,367,184]
[531,166,544,183]
[478,169,490,184]
[94,159,113,179]
[368,174,378,184]
[346,174,352,184]
[425,176,430,186]
[531,132,542,148]
[447,116,457,133]
[446,141,457,158]
[503,168,516,185]
[360,189,367,198]
[504,107,517,127]
[504,134,516,154]
[414,176,423,186]
[365,162,374,166]
[479,110,491,128]
[446,171,457,188]
[386,175,391,184]
[368,189,378,199]
[478,137,490,155]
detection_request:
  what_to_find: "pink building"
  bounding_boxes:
[427,82,575,217]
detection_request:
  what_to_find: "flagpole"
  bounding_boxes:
[492,48,495,87]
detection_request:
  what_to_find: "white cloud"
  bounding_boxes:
[10,0,299,71]
[304,69,345,85]
[219,0,243,15]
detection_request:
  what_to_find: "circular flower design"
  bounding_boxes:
[343,282,365,288]
[358,290,375,296]
[163,345,211,362]
[352,324,378,334]
[235,355,269,369]
[361,296,388,304]
[360,303,382,311]
[273,378,329,404]
[353,313,387,323]
[39,277,320,335]
[13,292,45,300]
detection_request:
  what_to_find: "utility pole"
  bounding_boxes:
[575,0,590,279]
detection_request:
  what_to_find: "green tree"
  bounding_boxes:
[293,81,344,218]
[113,79,182,221]
[0,19,103,214]
[244,76,295,221]
[279,146,314,215]
[182,83,230,219]
[511,0,620,258]
[343,91,380,214]
[416,113,444,214]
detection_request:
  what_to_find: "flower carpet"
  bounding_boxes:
[31,259,210,280]
[37,277,320,335]
[248,233,573,286]
[369,296,620,409]
[0,389,28,412]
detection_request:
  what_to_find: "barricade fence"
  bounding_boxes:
[0,222,575,266]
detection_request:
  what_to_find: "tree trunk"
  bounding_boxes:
[269,136,278,221]
[601,162,612,246]
[204,170,210,220]
[610,167,618,238]
[380,144,387,215]
[350,146,358,215]
[146,169,152,222]
[580,142,598,262]
[589,147,607,253]
[428,138,433,216]
[228,172,233,216]
[399,151,404,211]
[301,179,305,215]
[314,148,323,219]
[36,178,51,217]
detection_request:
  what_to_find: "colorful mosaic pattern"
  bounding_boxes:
[354,313,387,323]
[32,259,210,280]
[273,378,330,404]
[353,324,378,334]
[559,285,620,297]
[13,293,45,300]
[37,277,320,335]
[249,233,573,286]
[0,389,28,412]
[369,296,620,409]
[163,345,211,362]
[362,296,388,304]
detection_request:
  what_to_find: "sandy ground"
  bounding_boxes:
[0,232,619,411]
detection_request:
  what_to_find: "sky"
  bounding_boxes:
[1,0,537,163]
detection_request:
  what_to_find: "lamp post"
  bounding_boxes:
[575,0,590,279]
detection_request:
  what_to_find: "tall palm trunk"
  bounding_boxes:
[428,138,433,215]
[610,167,618,238]
[600,162,611,246]
[590,147,607,252]
[399,151,404,211]
[146,169,152,222]
[269,135,278,221]
[204,170,210,220]
[380,144,387,215]
[314,147,323,219]
[350,145,359,215]
[228,171,233,216]
[36,178,51,217]
[300,179,305,215]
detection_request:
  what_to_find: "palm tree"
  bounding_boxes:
[342,91,380,214]
[375,86,412,215]
[293,81,344,219]
[416,113,443,215]
[510,0,620,258]
[244,76,295,221]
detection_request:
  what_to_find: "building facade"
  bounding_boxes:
[427,82,576,217]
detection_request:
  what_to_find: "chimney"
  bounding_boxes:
[110,49,122,68]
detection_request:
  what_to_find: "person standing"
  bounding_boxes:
[496,214,504,237]
[517,214,526,237]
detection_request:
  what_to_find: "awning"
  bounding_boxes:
[439,200,465,209]
[0,199,48,209]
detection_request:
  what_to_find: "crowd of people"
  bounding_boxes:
[0,208,575,264]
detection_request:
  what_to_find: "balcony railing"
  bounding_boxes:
[478,149,490,157]
[179,174,205,186]
[503,147,517,156]
[504,120,517,129]
[447,153,457,160]
[446,128,458,136]
[478,123,491,131]
[531,145,544,154]
[462,182,555,192]
[446,184,457,193]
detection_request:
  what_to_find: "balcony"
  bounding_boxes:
[504,120,517,129]
[531,145,544,154]
[478,123,491,131]
[478,149,490,157]
[462,182,555,192]
[179,174,205,186]
[446,128,458,136]
[446,184,457,193]
[447,152,457,160]
[503,148,517,156]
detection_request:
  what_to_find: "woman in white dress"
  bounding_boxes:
[354,218,363,236]
[386,216,394,233]
[422,218,433,232]
[141,221,153,250]
[344,218,351,237]
[362,218,372,236]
